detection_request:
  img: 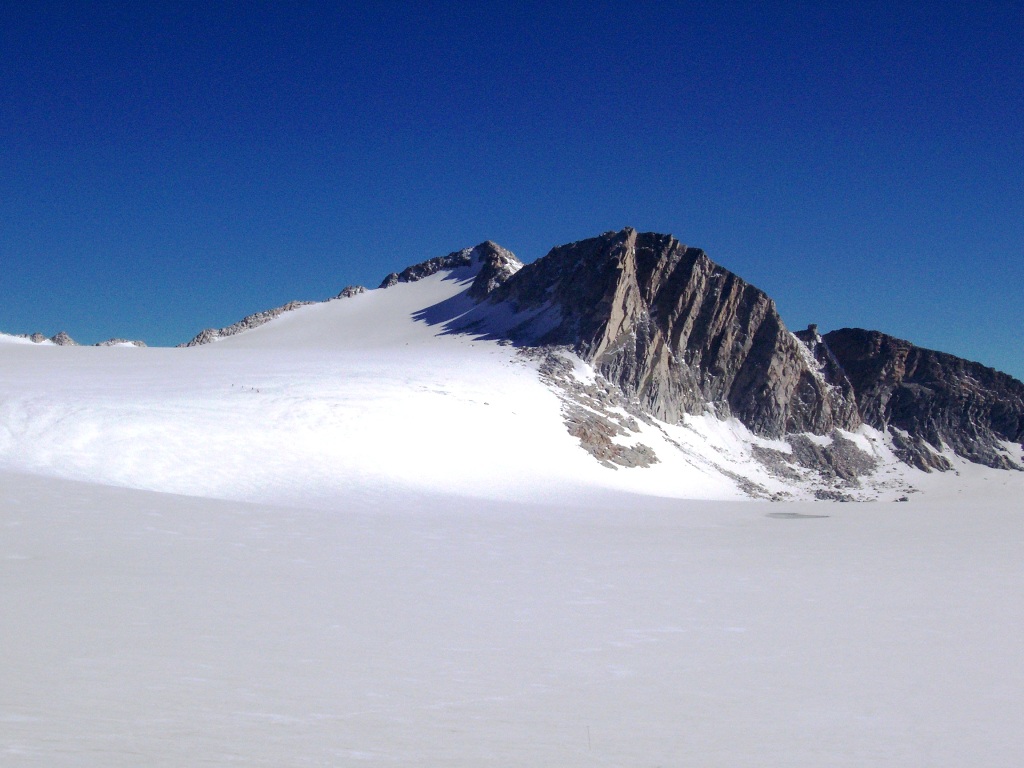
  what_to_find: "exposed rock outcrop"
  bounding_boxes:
[95,338,147,347]
[489,228,858,439]
[532,348,660,470]
[379,241,521,297]
[379,250,472,289]
[822,328,1024,469]
[334,285,366,299]
[180,300,315,347]
[466,242,523,299]
[15,331,79,345]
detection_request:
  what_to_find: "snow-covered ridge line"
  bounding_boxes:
[4,227,1021,484]
[179,300,318,347]
[179,240,521,347]
[178,286,367,347]
[378,247,476,288]
[0,330,146,347]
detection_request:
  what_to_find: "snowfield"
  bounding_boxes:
[2,265,1023,765]
[0,270,744,504]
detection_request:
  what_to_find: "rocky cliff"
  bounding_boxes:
[489,228,859,439]
[820,328,1024,470]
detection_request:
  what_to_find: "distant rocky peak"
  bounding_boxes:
[467,241,522,299]
[334,285,366,299]
[50,331,78,346]
[11,330,148,347]
[378,241,522,295]
[95,338,147,347]
[797,323,822,342]
[18,331,79,346]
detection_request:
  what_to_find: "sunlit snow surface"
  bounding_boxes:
[0,270,746,503]
[2,268,1023,765]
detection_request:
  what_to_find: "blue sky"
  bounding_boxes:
[2,1,1022,377]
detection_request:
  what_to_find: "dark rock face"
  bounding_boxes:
[490,228,858,439]
[475,228,1022,471]
[788,433,878,481]
[379,241,521,297]
[466,242,522,299]
[823,328,1024,469]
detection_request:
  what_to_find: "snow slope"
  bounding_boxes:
[0,265,759,504]
[2,471,1023,767]
[4,262,1003,504]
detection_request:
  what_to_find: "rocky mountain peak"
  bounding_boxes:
[379,241,522,295]
[49,331,77,346]
[490,228,858,439]
[335,285,366,299]
[467,241,522,299]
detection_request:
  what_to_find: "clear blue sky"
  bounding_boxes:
[2,1,1022,377]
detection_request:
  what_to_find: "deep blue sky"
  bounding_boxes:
[2,1,1022,376]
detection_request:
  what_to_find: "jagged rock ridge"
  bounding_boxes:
[180,301,317,347]
[15,331,80,346]
[11,331,147,347]
[95,338,147,348]
[487,228,859,440]
[379,241,521,298]
[820,328,1024,470]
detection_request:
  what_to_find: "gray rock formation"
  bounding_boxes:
[466,242,522,299]
[379,250,473,289]
[379,242,521,297]
[180,300,315,347]
[429,228,1021,473]
[334,285,366,299]
[95,338,147,347]
[488,228,857,439]
[16,331,79,345]
[821,328,1024,470]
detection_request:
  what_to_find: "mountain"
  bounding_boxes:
[484,228,861,438]
[5,234,1023,768]
[412,228,1022,476]
[816,327,1024,470]
[2,228,1021,504]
